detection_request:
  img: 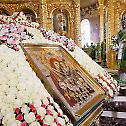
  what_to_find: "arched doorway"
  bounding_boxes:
[20,8,36,22]
[81,19,91,48]
[53,9,69,36]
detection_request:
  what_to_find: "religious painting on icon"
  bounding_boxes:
[53,12,68,36]
[21,43,105,125]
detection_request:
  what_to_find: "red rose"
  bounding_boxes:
[47,97,50,100]
[50,113,53,116]
[39,119,43,123]
[20,121,27,126]
[43,124,48,126]
[29,104,35,109]
[32,108,37,114]
[49,103,53,106]
[63,42,68,47]
[57,123,62,126]
[46,109,51,115]
[16,113,23,121]
[58,112,61,116]
[15,108,20,114]
[36,114,41,120]
[41,104,46,108]
[54,118,57,122]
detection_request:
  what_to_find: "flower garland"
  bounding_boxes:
[0,22,33,51]
[13,98,71,126]
[0,12,76,52]
[95,72,120,98]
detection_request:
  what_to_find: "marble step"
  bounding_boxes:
[101,111,126,119]
[112,96,126,102]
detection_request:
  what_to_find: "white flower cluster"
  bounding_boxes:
[0,45,73,126]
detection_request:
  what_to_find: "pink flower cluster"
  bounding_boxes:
[14,97,71,126]
[39,28,76,52]
[95,72,120,98]
[0,12,76,52]
[0,22,33,51]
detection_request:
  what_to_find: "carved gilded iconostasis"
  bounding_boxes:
[102,0,126,69]
[0,0,80,45]
[46,0,81,45]
[0,0,43,23]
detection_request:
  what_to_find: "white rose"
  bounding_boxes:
[21,105,30,114]
[53,102,60,109]
[29,121,41,126]
[42,98,49,105]
[24,112,35,123]
[62,115,69,122]
[37,107,46,118]
[16,120,21,126]
[99,79,103,84]
[68,123,73,126]
[47,105,54,111]
[33,99,42,108]
[44,115,54,125]
[57,117,65,125]
[50,122,57,126]
[102,82,107,87]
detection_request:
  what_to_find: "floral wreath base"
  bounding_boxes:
[13,97,71,126]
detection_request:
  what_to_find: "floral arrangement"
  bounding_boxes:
[95,72,120,98]
[39,28,76,52]
[13,98,71,126]
[0,22,33,51]
[0,12,76,52]
[0,45,73,126]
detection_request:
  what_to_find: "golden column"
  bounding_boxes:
[97,0,104,63]
[98,2,104,43]
[107,0,117,69]
[114,2,120,34]
[40,0,47,28]
[74,0,81,47]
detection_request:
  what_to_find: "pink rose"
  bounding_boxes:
[20,121,27,126]
[36,114,41,120]
[16,113,23,121]
[15,108,20,114]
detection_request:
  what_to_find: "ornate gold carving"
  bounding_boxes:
[0,1,42,23]
[46,1,81,46]
[0,0,81,45]
[105,0,126,68]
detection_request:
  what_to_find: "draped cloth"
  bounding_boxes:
[118,42,126,73]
